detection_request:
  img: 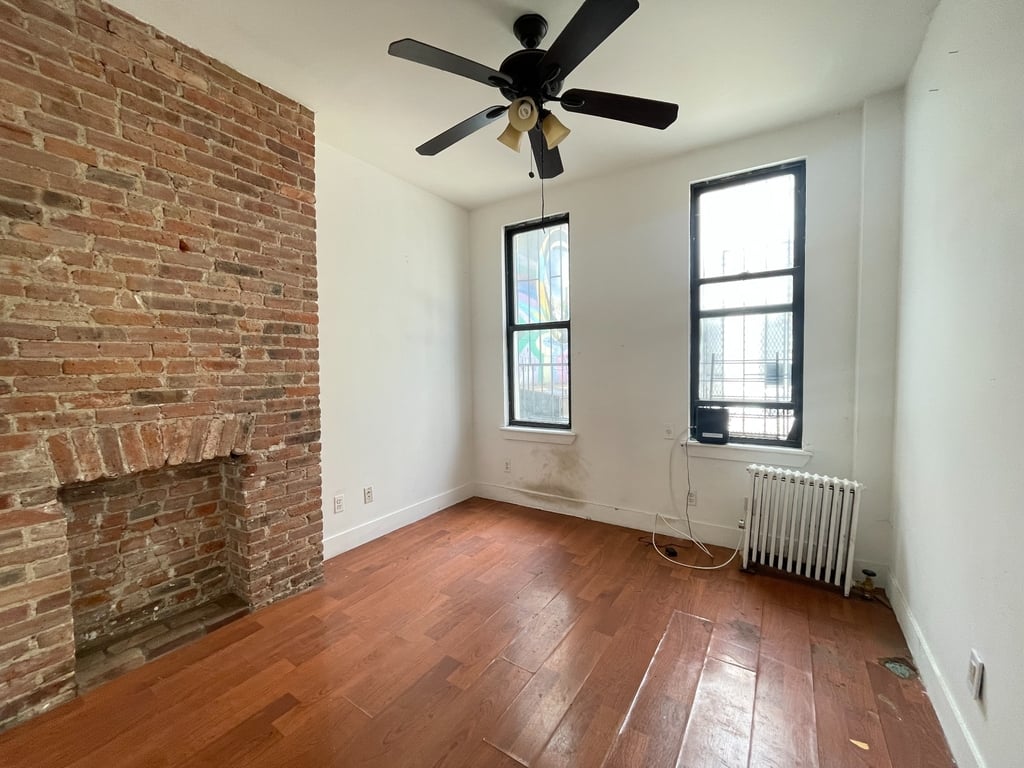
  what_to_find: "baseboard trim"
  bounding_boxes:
[323,483,474,560]
[474,481,744,549]
[888,575,985,768]
[476,483,891,586]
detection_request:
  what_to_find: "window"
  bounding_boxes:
[690,160,805,447]
[505,215,570,429]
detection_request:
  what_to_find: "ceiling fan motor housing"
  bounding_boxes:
[498,48,564,106]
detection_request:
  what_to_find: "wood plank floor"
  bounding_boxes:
[0,498,956,767]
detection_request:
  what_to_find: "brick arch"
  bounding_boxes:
[45,416,255,487]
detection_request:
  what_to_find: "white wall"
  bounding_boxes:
[469,106,902,575]
[317,140,474,556]
[891,1,1024,766]
[853,91,904,569]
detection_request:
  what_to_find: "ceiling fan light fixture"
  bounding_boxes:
[541,113,570,149]
[508,97,539,132]
[497,123,523,152]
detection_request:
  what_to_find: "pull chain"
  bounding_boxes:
[541,171,545,221]
[528,137,545,222]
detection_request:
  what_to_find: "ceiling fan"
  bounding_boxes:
[387,0,679,179]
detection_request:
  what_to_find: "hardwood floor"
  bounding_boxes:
[0,498,955,767]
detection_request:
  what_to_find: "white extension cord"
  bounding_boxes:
[656,428,744,571]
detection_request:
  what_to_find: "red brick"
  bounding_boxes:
[14,0,75,32]
[85,128,154,164]
[0,61,77,106]
[0,323,55,341]
[89,203,158,227]
[117,424,149,474]
[0,394,58,414]
[10,223,88,248]
[0,120,32,144]
[96,426,125,477]
[151,56,208,91]
[38,96,116,135]
[139,422,165,469]
[68,428,103,481]
[47,173,126,205]
[46,433,77,485]
[0,573,68,613]
[13,375,94,394]
[62,359,137,375]
[69,51,103,78]
[90,309,154,327]
[37,57,116,99]
[0,358,58,376]
[0,434,37,455]
[50,213,121,238]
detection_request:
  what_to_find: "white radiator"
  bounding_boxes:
[743,465,863,596]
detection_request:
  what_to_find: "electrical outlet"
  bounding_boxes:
[687,490,697,506]
[738,518,746,530]
[333,494,344,514]
[363,486,374,504]
[968,649,984,700]
[504,458,512,473]
[663,423,675,440]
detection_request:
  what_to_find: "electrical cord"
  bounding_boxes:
[667,428,713,557]
[659,513,714,544]
[656,427,745,570]
[652,515,744,570]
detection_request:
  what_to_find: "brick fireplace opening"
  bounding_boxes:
[0,0,323,731]
[63,460,232,649]
[62,457,255,688]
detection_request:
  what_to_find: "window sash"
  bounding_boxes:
[690,161,805,447]
[505,214,571,430]
[696,310,795,404]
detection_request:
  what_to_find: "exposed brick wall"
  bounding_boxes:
[0,0,322,730]
[62,459,231,650]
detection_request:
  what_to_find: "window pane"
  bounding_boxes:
[698,174,795,279]
[512,328,569,425]
[698,312,793,403]
[512,222,570,324]
[728,406,796,442]
[700,275,792,311]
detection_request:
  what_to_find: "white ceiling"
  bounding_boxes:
[110,0,938,209]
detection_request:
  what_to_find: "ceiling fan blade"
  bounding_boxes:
[529,129,564,179]
[538,0,639,81]
[560,88,678,129]
[416,106,509,156]
[388,39,512,88]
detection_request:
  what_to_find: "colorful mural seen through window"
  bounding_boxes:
[507,218,570,427]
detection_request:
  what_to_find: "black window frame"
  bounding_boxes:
[689,160,806,448]
[504,213,571,430]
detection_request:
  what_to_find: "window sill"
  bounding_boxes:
[685,440,812,468]
[500,426,577,445]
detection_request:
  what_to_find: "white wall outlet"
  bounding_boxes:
[968,649,984,700]
[504,458,512,473]
[333,494,344,514]
[687,490,697,506]
[663,423,675,440]
[363,486,374,504]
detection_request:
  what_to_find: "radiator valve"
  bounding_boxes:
[857,568,877,600]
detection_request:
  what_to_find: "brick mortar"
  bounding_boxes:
[0,0,322,730]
